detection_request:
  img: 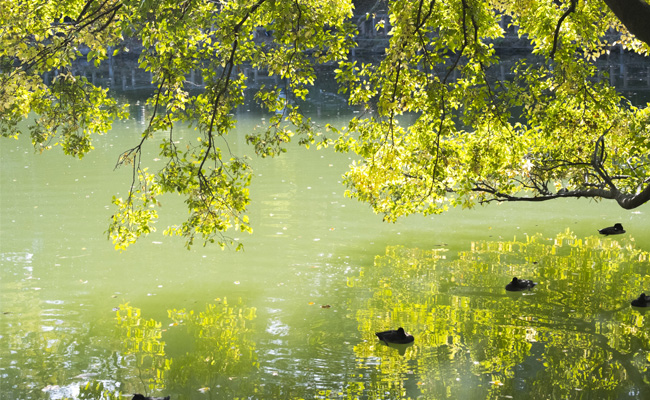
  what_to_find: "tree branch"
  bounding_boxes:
[473,181,650,209]
[472,126,650,209]
[590,131,618,193]
[550,0,577,60]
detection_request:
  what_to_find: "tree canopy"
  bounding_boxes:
[1,0,649,249]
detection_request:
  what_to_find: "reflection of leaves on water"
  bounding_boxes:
[166,298,258,392]
[115,303,168,392]
[114,298,257,396]
[350,230,650,399]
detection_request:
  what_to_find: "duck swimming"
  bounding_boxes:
[375,327,414,344]
[631,293,650,307]
[598,223,625,236]
[132,395,170,400]
[505,277,536,291]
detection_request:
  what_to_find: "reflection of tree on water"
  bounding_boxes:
[351,230,650,399]
[8,232,650,399]
[114,299,257,397]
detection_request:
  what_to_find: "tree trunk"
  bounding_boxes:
[602,0,650,46]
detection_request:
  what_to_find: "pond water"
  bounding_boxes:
[1,100,650,399]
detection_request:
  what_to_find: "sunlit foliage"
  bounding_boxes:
[1,0,650,248]
[333,0,650,221]
[0,0,355,249]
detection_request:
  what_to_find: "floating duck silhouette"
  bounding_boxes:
[598,223,625,236]
[631,293,650,307]
[132,395,170,400]
[375,327,414,344]
[505,277,536,291]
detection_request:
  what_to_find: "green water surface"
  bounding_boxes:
[1,108,649,399]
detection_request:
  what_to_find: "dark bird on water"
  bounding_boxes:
[375,327,414,344]
[598,223,625,236]
[505,277,536,291]
[631,293,650,307]
[132,395,170,400]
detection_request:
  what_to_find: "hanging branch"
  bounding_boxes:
[415,0,436,31]
[550,0,577,60]
[198,0,267,190]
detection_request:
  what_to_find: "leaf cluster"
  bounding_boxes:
[334,0,650,221]
[2,0,650,248]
